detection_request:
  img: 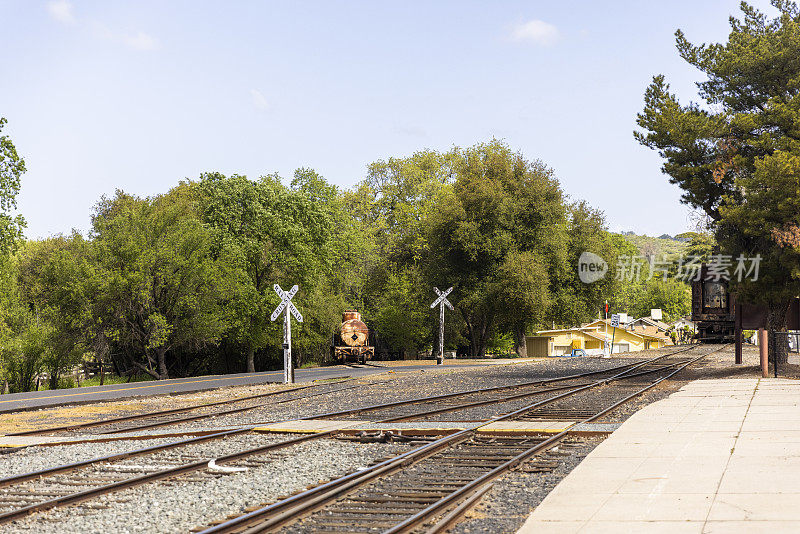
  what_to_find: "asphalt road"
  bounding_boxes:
[0,360,518,414]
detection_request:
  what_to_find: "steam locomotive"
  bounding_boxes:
[691,267,735,343]
[332,311,374,364]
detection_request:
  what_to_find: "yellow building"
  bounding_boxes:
[525,328,606,357]
[526,319,668,357]
[584,319,671,349]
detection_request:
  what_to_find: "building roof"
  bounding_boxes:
[630,317,671,331]
[636,331,669,341]
[528,320,669,346]
[585,318,633,329]
[582,330,607,341]
[531,326,603,335]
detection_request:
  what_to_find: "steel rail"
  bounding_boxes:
[0,347,705,527]
[7,382,324,436]
[0,427,251,489]
[423,483,493,534]
[301,345,698,422]
[0,430,332,524]
[0,370,594,519]
[0,362,612,494]
[0,381,372,488]
[203,431,477,534]
[376,381,598,423]
[379,354,699,423]
[387,348,721,534]
[198,346,708,534]
[94,382,363,435]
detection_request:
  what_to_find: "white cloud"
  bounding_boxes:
[47,0,75,24]
[122,31,159,51]
[510,19,560,46]
[250,89,269,111]
[392,125,427,138]
[92,23,159,51]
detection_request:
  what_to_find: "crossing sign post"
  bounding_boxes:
[609,313,620,356]
[430,287,454,365]
[271,284,303,384]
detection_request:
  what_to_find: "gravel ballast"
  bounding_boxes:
[4,436,409,534]
[0,438,179,478]
[0,345,762,533]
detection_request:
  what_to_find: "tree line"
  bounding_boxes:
[636,0,800,363]
[0,129,690,391]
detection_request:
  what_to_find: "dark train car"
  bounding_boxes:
[691,266,735,342]
[332,311,375,364]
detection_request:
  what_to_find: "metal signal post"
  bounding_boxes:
[430,287,454,365]
[271,284,303,384]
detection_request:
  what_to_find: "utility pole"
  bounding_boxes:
[270,284,303,384]
[430,287,454,365]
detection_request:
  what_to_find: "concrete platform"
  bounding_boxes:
[518,378,800,533]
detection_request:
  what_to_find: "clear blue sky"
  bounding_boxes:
[0,0,778,239]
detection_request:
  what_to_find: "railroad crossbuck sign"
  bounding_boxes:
[271,284,303,383]
[430,287,454,365]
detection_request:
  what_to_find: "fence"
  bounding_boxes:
[768,331,800,377]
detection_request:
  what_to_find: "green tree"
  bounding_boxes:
[15,235,94,389]
[346,150,454,356]
[92,187,228,379]
[614,277,691,323]
[370,270,430,358]
[676,231,716,260]
[1,321,49,393]
[0,118,26,254]
[550,203,621,329]
[608,235,691,322]
[197,171,337,371]
[0,255,29,391]
[356,150,454,265]
[426,140,568,357]
[636,0,800,361]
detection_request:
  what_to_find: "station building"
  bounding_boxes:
[525,318,670,357]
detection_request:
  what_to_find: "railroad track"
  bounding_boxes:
[305,347,701,424]
[0,346,716,528]
[279,435,574,534]
[8,351,676,439]
[196,345,721,533]
[9,380,361,437]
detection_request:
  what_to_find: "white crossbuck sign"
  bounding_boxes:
[271,284,302,384]
[430,286,454,365]
[430,286,454,311]
[271,284,303,323]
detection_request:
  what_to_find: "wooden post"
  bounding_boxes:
[610,326,616,355]
[735,299,743,365]
[437,302,445,365]
[430,287,453,366]
[272,284,301,385]
[283,306,294,384]
[759,327,769,378]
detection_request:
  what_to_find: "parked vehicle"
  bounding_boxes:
[555,348,587,358]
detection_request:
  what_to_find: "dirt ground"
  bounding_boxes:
[0,381,303,434]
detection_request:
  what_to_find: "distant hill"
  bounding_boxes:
[617,232,689,260]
